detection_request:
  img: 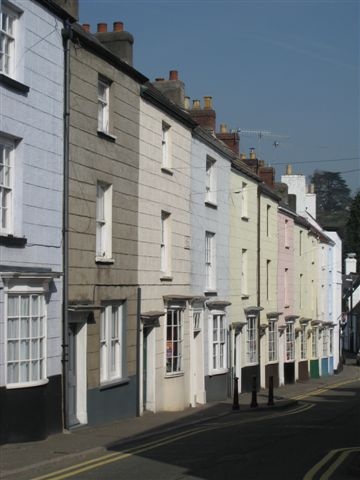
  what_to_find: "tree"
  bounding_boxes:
[345,192,360,271]
[310,170,353,230]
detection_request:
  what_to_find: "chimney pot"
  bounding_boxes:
[286,164,292,175]
[113,21,124,32]
[249,147,256,160]
[192,99,201,110]
[203,96,213,110]
[184,96,190,110]
[240,153,247,160]
[169,70,179,81]
[97,22,107,33]
[220,123,227,133]
[82,23,90,32]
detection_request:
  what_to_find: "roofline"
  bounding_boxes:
[35,0,77,22]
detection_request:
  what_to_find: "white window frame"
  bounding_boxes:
[322,328,328,357]
[285,322,295,361]
[241,248,248,296]
[0,138,13,234]
[284,219,289,248]
[0,3,17,77]
[210,312,227,373]
[161,122,171,169]
[284,268,289,306]
[266,259,271,300]
[241,182,248,218]
[205,231,216,291]
[205,156,216,204]
[193,309,202,333]
[100,303,124,384]
[329,328,334,355]
[246,315,257,365]
[165,308,183,375]
[6,289,47,388]
[268,319,278,362]
[160,211,171,275]
[98,76,110,133]
[300,327,307,360]
[96,181,112,261]
[312,327,318,358]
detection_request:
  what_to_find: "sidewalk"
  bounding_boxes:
[1,363,359,479]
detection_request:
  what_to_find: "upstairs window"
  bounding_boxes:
[0,5,16,76]
[266,204,271,236]
[241,182,248,218]
[0,140,13,234]
[241,248,248,296]
[161,122,171,169]
[205,156,216,204]
[96,182,112,260]
[98,76,110,133]
[205,231,216,290]
[160,211,171,275]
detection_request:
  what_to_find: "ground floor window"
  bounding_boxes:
[6,293,46,386]
[329,328,334,355]
[312,327,318,358]
[268,320,277,362]
[322,328,328,357]
[300,328,307,360]
[211,314,227,371]
[246,316,257,364]
[166,309,182,374]
[286,322,295,361]
[100,303,124,383]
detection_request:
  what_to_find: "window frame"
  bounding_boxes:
[96,181,113,261]
[0,3,17,77]
[0,138,13,234]
[205,231,216,291]
[160,210,171,276]
[300,327,307,360]
[97,76,110,134]
[285,322,295,362]
[322,328,328,357]
[100,303,124,384]
[165,308,183,375]
[6,289,47,389]
[241,181,248,218]
[241,248,248,296]
[205,156,216,205]
[210,312,227,374]
[161,122,171,170]
[246,315,258,365]
[312,327,318,358]
[268,319,278,362]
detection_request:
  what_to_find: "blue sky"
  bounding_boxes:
[79,0,359,194]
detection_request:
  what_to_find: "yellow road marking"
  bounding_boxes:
[291,378,359,401]
[303,446,360,480]
[31,401,314,480]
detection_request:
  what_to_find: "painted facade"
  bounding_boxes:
[0,0,66,443]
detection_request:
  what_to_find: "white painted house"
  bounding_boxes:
[0,0,72,443]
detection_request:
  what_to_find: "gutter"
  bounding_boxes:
[61,20,72,431]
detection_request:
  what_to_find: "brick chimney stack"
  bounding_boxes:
[152,70,185,108]
[216,123,240,155]
[95,21,134,66]
[242,148,275,188]
[189,96,216,132]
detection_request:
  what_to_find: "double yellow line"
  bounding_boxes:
[31,402,313,480]
[290,377,360,401]
[303,446,360,480]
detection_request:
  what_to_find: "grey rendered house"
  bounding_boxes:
[64,20,148,427]
[0,0,71,443]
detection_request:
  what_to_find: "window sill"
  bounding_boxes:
[204,289,217,296]
[0,234,27,247]
[160,275,173,282]
[99,377,130,390]
[165,371,184,379]
[208,368,228,376]
[267,360,279,365]
[97,130,117,142]
[161,167,173,176]
[0,74,30,94]
[96,257,115,264]
[241,215,249,221]
[205,200,218,209]
[6,378,49,390]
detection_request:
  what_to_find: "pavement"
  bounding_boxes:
[1,360,360,480]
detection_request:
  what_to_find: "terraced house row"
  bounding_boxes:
[0,0,342,444]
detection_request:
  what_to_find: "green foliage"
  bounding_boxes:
[345,192,360,270]
[310,170,353,232]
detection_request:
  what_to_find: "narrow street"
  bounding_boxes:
[27,377,360,480]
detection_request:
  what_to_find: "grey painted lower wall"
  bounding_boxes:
[205,373,230,402]
[87,375,137,425]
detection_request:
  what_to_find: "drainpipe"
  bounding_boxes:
[257,185,261,382]
[61,20,72,431]
[136,287,141,416]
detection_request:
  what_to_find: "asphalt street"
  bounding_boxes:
[26,379,360,480]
